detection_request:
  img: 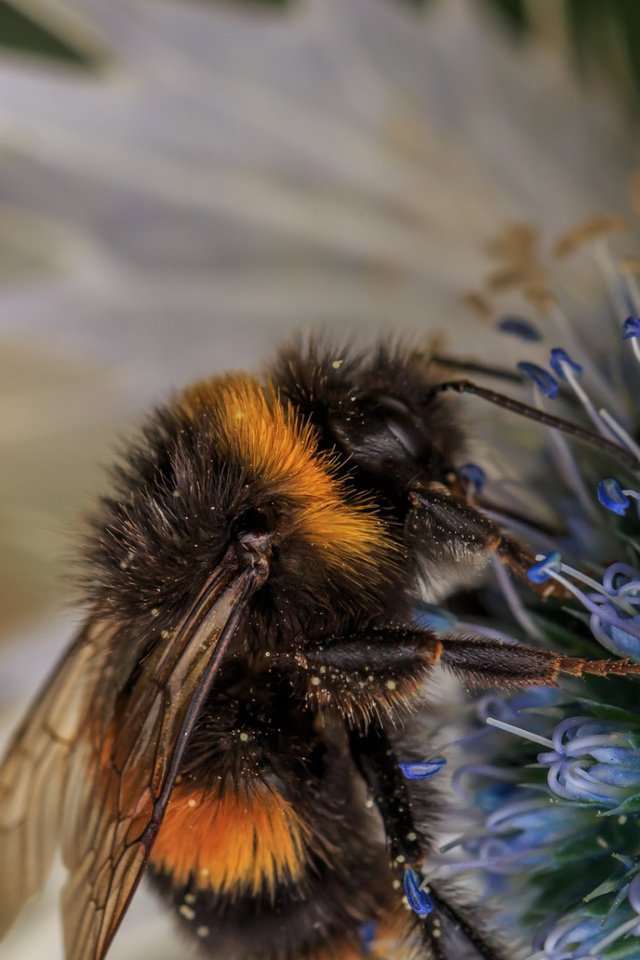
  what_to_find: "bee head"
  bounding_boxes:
[83,375,402,633]
[271,340,465,510]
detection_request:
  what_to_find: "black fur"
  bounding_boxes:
[80,341,534,959]
[271,339,465,515]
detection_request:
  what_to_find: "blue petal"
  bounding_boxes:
[607,621,640,658]
[622,315,640,339]
[602,562,640,595]
[403,868,434,916]
[527,551,562,583]
[581,747,640,766]
[597,478,630,516]
[399,757,447,780]
[517,362,559,398]
[459,462,486,494]
[549,348,583,379]
[497,316,543,342]
[588,763,640,787]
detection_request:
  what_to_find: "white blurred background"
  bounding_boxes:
[1,0,639,956]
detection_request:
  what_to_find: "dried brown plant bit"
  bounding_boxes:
[484,222,547,298]
[618,256,640,275]
[630,170,640,216]
[523,283,554,314]
[553,214,628,259]
[462,290,493,320]
[486,222,539,262]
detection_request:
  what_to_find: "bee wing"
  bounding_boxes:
[0,617,111,938]
[58,558,266,960]
[0,554,267,960]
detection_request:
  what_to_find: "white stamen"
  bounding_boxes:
[534,554,638,617]
[486,717,555,750]
[559,362,617,442]
[549,300,626,419]
[493,558,545,641]
[533,386,599,521]
[623,271,640,318]
[598,408,640,465]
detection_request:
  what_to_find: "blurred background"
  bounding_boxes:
[0,0,639,956]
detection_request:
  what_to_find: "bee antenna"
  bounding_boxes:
[431,378,638,471]
[430,354,525,385]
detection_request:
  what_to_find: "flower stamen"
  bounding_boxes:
[485,716,555,750]
[549,348,618,443]
[622,315,640,365]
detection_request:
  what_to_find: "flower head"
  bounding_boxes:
[441,206,640,957]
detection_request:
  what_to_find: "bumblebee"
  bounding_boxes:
[0,341,637,960]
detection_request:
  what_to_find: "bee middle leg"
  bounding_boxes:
[438,632,640,689]
[289,628,443,722]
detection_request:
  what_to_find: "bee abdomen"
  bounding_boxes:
[149,782,310,898]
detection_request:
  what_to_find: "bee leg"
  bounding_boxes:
[407,483,566,598]
[350,720,511,960]
[289,629,442,721]
[438,633,640,689]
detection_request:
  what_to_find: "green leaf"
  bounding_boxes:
[0,2,96,67]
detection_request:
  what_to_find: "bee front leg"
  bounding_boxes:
[407,482,565,598]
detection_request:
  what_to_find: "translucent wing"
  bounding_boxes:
[0,618,111,937]
[0,553,267,960]
[60,558,264,960]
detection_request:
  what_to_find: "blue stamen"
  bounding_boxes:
[497,316,543,342]
[598,478,631,515]
[403,867,434,917]
[459,462,486,494]
[622,315,640,365]
[359,920,377,954]
[549,348,583,379]
[622,316,640,339]
[399,756,447,780]
[413,602,457,632]
[527,552,562,583]
[548,348,617,441]
[517,362,559,399]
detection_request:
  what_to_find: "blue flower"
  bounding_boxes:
[538,716,640,807]
[444,233,640,957]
